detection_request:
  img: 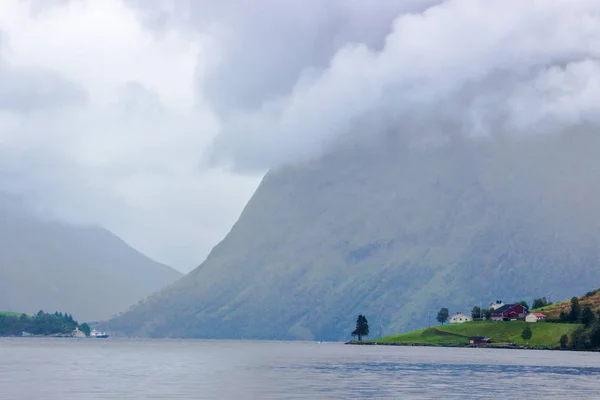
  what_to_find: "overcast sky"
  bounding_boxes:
[2,0,600,272]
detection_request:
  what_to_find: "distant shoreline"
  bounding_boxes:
[345,341,600,352]
[1,334,81,338]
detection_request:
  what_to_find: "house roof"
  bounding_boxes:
[491,304,518,314]
[531,313,546,317]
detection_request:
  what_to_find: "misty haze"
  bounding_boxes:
[2,0,600,399]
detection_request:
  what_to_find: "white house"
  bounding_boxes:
[525,313,546,323]
[489,300,505,311]
[450,313,472,324]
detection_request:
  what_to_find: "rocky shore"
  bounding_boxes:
[345,341,600,352]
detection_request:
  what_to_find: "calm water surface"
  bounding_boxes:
[1,338,599,399]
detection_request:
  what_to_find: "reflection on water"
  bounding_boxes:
[1,338,599,399]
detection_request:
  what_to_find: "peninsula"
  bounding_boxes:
[349,290,600,351]
[0,310,91,337]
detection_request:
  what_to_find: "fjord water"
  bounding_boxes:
[1,339,599,399]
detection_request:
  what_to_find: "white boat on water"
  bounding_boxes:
[90,329,109,338]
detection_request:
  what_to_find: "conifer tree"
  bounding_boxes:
[351,315,369,341]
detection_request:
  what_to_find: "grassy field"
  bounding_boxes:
[374,321,580,348]
[376,327,469,346]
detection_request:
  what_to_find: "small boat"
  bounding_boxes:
[90,329,109,339]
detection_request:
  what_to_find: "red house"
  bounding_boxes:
[491,304,527,321]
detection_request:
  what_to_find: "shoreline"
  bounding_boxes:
[345,341,600,352]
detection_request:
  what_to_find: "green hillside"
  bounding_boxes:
[534,289,600,320]
[375,321,579,348]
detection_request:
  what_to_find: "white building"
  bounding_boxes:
[525,313,546,323]
[72,327,86,338]
[450,313,472,324]
[489,300,505,311]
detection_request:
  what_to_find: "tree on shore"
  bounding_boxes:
[351,315,369,341]
[471,306,481,320]
[517,301,529,311]
[521,326,532,343]
[484,308,492,320]
[532,297,549,309]
[437,308,449,325]
[79,323,91,336]
[559,311,568,322]
[0,310,79,336]
[560,334,569,349]
[568,297,582,322]
[581,306,596,326]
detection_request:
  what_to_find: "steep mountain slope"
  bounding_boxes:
[0,193,182,321]
[108,132,600,340]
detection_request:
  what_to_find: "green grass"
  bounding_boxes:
[375,327,469,346]
[374,321,580,348]
[0,311,30,318]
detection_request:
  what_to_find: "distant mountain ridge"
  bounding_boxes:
[0,192,182,321]
[108,131,600,340]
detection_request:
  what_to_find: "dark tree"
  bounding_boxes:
[532,297,549,309]
[568,297,582,322]
[79,323,91,336]
[521,326,532,342]
[351,315,369,341]
[559,311,568,322]
[571,326,588,349]
[559,334,569,349]
[484,308,492,320]
[436,308,449,325]
[581,306,596,326]
[471,306,481,320]
[517,301,529,311]
[590,323,600,348]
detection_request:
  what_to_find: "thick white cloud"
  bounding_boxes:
[0,0,258,271]
[206,0,600,170]
[3,0,600,271]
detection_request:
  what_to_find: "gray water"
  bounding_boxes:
[1,339,600,399]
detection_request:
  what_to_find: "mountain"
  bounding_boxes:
[107,131,600,340]
[0,193,182,321]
